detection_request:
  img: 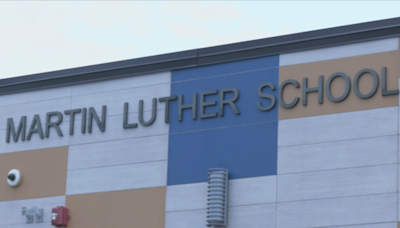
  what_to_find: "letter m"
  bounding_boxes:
[6,116,26,143]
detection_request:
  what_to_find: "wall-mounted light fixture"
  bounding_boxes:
[7,169,22,187]
[207,168,228,227]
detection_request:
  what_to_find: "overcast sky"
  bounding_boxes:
[1,1,400,80]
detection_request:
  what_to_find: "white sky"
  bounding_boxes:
[1,1,400,79]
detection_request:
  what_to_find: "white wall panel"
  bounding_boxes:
[276,193,397,228]
[278,107,398,147]
[228,176,276,207]
[166,182,207,212]
[278,164,397,202]
[278,135,398,174]
[165,209,207,228]
[165,204,276,228]
[0,196,65,227]
[280,37,399,66]
[0,122,70,154]
[324,223,398,228]
[66,161,167,195]
[69,110,168,145]
[0,97,72,130]
[68,134,168,170]
[166,176,276,212]
[72,72,170,96]
[70,83,170,118]
[0,86,71,107]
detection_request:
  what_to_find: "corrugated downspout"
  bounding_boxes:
[207,168,228,227]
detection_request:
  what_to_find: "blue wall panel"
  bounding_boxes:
[168,122,278,185]
[168,56,279,185]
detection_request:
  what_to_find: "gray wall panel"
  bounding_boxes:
[0,97,72,130]
[166,176,276,212]
[0,122,70,154]
[278,107,398,147]
[226,204,276,228]
[278,164,397,202]
[324,223,398,228]
[165,209,207,228]
[69,110,168,145]
[165,204,276,228]
[70,83,170,118]
[72,71,170,96]
[0,196,65,227]
[166,182,207,212]
[0,86,71,107]
[278,135,398,174]
[68,134,168,170]
[66,161,167,195]
[276,193,397,228]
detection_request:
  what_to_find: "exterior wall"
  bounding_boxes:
[0,37,399,228]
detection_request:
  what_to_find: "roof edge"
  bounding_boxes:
[1,17,400,95]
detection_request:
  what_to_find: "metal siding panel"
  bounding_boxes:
[168,122,278,185]
[166,182,208,212]
[168,57,279,185]
[325,223,399,228]
[165,209,207,228]
[166,176,276,212]
[172,55,278,82]
[0,122,70,154]
[69,110,168,145]
[0,86,71,107]
[66,161,167,195]
[278,135,398,174]
[165,204,276,228]
[276,193,397,228]
[0,97,72,130]
[71,71,170,96]
[277,164,397,202]
[279,37,399,66]
[278,107,398,147]
[70,83,170,118]
[68,134,168,170]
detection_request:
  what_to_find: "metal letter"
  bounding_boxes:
[257,82,276,111]
[354,68,379,99]
[382,67,399,96]
[45,112,63,137]
[123,103,138,129]
[278,79,300,109]
[219,88,240,116]
[81,108,87,134]
[326,72,351,102]
[139,98,157,126]
[64,109,81,135]
[178,93,197,121]
[302,76,323,106]
[200,90,218,119]
[159,96,177,123]
[27,115,44,140]
[6,116,26,143]
[88,106,106,133]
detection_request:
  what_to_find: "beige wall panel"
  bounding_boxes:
[279,51,398,119]
[0,147,68,201]
[66,187,166,228]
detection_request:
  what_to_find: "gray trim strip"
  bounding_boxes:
[1,17,400,95]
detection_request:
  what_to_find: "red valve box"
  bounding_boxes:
[51,206,70,226]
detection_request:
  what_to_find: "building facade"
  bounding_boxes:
[1,18,400,228]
